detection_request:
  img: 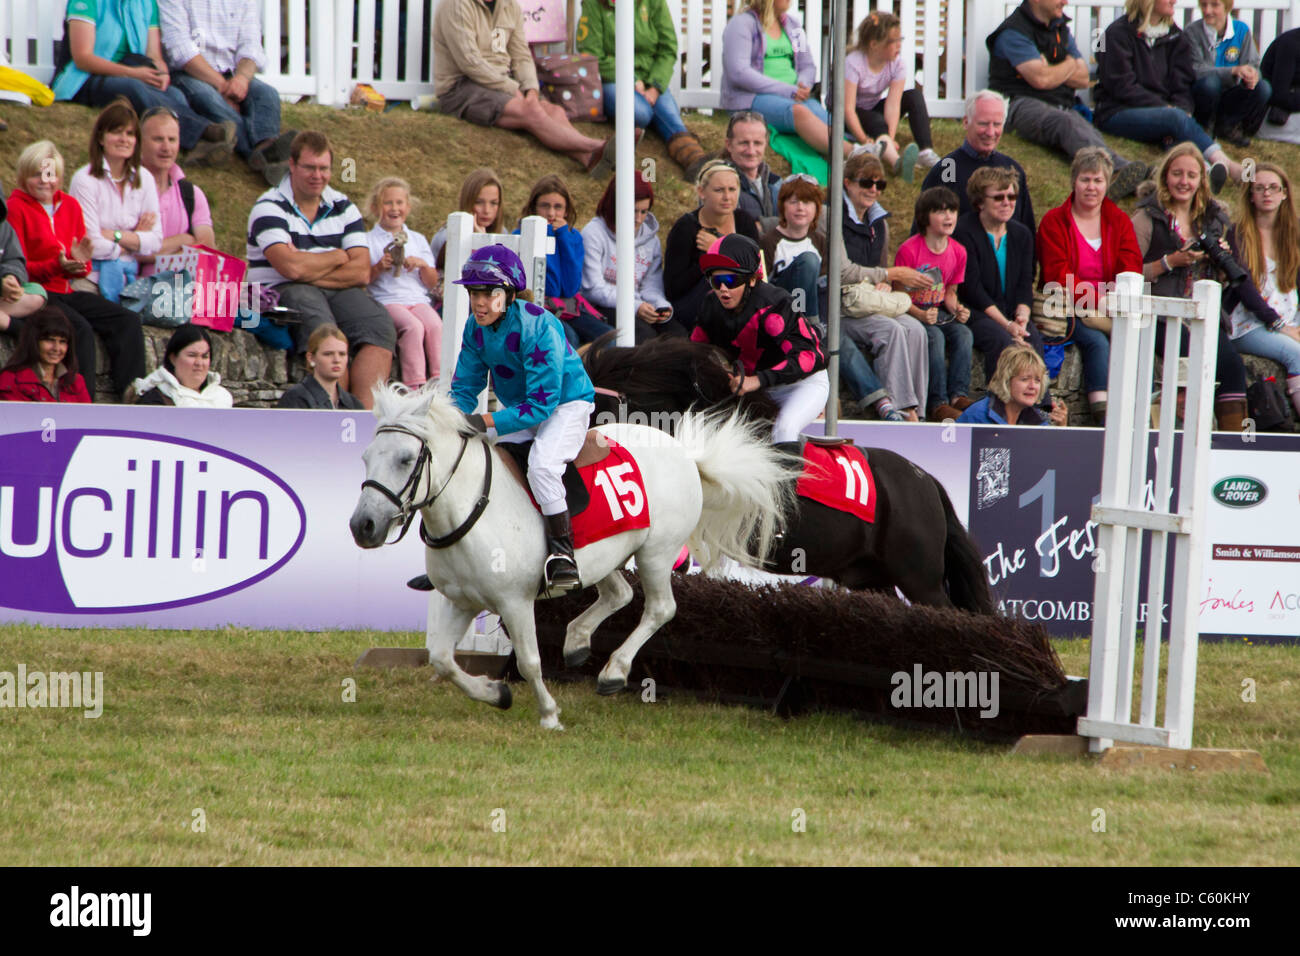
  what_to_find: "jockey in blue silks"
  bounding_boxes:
[448,243,596,594]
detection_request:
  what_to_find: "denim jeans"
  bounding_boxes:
[771,251,820,318]
[601,84,687,141]
[925,321,973,411]
[170,73,283,158]
[748,93,830,135]
[1192,73,1274,134]
[1233,325,1300,376]
[79,75,208,149]
[1096,105,1214,155]
[1068,321,1111,393]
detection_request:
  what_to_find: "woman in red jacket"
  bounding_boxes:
[7,140,145,400]
[1036,147,1144,424]
[0,307,91,403]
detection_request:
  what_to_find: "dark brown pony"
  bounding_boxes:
[583,334,994,613]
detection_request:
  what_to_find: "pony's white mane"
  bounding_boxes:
[371,383,477,441]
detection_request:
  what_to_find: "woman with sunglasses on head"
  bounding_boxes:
[68,98,163,304]
[690,234,827,449]
[834,148,932,421]
[664,160,760,330]
[0,307,91,403]
[1225,162,1300,420]
[954,166,1050,404]
[1037,147,1143,425]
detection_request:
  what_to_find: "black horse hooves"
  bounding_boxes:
[564,647,591,669]
[596,676,626,697]
[494,682,513,710]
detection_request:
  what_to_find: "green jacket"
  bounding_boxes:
[576,0,678,92]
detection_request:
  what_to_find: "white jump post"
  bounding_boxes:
[437,211,554,400]
[1079,272,1221,753]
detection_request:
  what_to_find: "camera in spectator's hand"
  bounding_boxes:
[1192,224,1249,286]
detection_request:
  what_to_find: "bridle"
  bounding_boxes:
[360,424,493,548]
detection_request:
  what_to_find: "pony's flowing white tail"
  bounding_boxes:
[674,410,797,570]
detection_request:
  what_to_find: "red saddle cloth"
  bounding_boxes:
[794,443,876,523]
[523,439,651,548]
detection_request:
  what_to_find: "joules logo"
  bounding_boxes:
[0,430,305,613]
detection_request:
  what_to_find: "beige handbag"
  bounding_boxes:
[1032,287,1112,339]
[842,281,912,319]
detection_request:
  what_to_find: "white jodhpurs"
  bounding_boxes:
[497,399,595,515]
[767,369,829,443]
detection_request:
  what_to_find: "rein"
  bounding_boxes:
[361,424,490,547]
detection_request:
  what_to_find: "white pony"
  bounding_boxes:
[350,385,793,729]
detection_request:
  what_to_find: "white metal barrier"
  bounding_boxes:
[3,1,1297,115]
[1078,272,1221,753]
[437,211,553,399]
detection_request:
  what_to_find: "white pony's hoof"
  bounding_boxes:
[540,715,564,731]
[563,646,591,668]
[596,675,626,696]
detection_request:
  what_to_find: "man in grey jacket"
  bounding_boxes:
[1187,0,1271,146]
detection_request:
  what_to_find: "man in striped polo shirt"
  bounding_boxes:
[247,131,394,407]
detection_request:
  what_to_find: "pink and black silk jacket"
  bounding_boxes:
[691,281,826,388]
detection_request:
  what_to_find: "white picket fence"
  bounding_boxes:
[3,0,1298,117]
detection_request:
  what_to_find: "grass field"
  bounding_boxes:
[1,624,1296,866]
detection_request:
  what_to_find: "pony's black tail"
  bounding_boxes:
[935,477,996,615]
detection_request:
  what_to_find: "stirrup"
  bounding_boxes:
[543,553,581,593]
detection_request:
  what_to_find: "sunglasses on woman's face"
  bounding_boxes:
[708,272,748,290]
[854,178,887,191]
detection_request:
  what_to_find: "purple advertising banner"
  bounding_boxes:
[2,404,1295,640]
[0,405,429,630]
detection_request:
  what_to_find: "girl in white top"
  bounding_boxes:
[843,12,939,181]
[365,177,442,388]
[1227,162,1300,418]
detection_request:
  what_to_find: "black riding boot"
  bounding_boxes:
[773,440,804,459]
[542,510,582,594]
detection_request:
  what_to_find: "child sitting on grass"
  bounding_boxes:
[893,186,974,422]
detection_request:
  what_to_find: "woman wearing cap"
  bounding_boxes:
[448,244,597,594]
[691,234,828,448]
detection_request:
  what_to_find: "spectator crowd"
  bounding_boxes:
[2,0,1299,432]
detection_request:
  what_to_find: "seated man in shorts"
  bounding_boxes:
[246,131,394,408]
[432,0,613,174]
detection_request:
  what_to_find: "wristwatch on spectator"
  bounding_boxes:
[113,230,123,246]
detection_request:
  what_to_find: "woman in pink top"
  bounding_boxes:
[844,12,938,181]
[68,98,163,303]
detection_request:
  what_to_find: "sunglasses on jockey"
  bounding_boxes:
[707,271,753,291]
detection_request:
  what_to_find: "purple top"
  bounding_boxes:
[720,9,817,110]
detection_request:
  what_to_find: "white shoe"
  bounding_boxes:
[916,148,941,170]
[850,141,882,158]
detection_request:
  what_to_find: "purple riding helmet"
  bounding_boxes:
[452,243,529,290]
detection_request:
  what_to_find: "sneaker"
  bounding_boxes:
[895,142,920,184]
[1267,106,1290,127]
[850,141,881,158]
[185,124,236,168]
[262,160,290,187]
[248,130,297,171]
[882,408,906,422]
[1209,161,1229,195]
[586,137,616,178]
[915,148,941,170]
[1107,161,1150,201]
[1217,125,1251,148]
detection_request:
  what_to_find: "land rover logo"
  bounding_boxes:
[1212,476,1267,508]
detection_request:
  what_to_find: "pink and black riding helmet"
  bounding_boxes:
[452,243,529,291]
[698,233,763,278]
